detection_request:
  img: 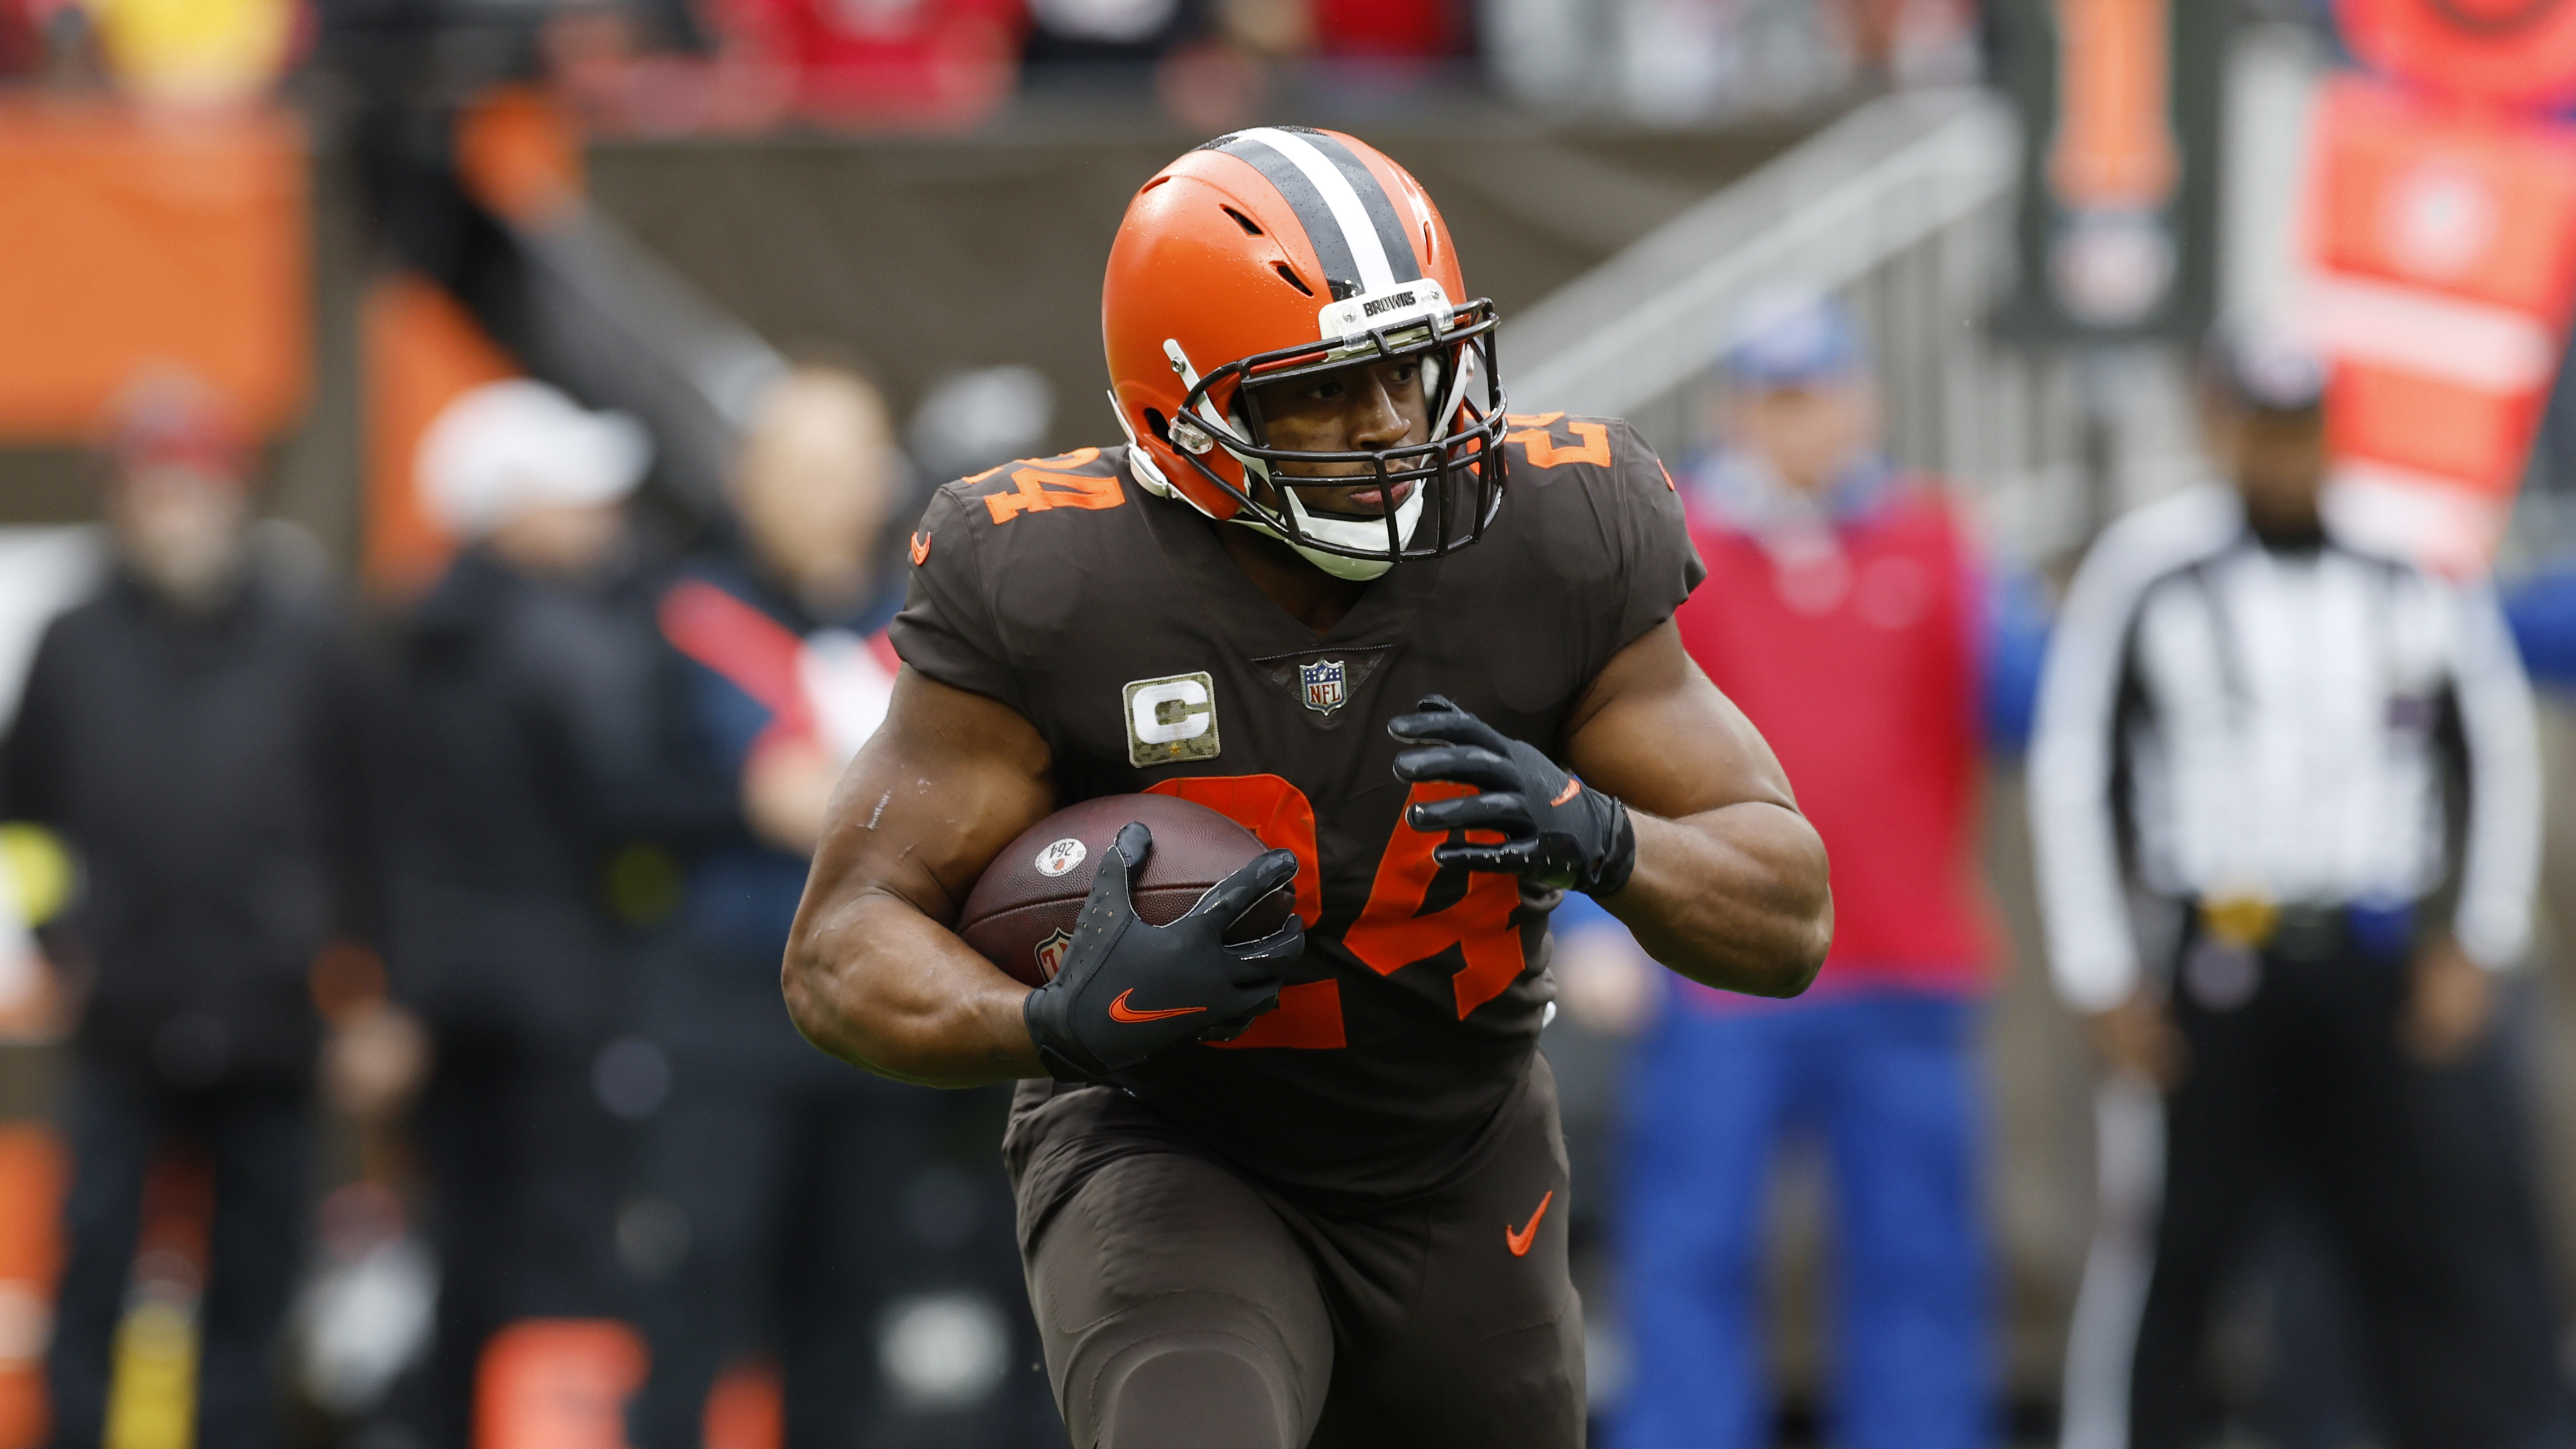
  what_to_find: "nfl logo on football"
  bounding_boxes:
[1034,928,1074,982]
[1300,658,1347,715]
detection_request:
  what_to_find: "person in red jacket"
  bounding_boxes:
[701,0,1021,129]
[1602,287,2046,1449]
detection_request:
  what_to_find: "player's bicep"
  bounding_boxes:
[811,667,1055,925]
[1559,620,1799,821]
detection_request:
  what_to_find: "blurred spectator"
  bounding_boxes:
[0,0,290,98]
[703,0,1023,130]
[2505,558,2576,687]
[1311,0,1464,58]
[624,366,1029,1442]
[1478,0,1586,109]
[1149,0,1301,130]
[83,0,295,105]
[5,0,104,87]
[1599,0,1976,122]
[2032,329,2558,1449]
[0,529,101,1037]
[0,0,41,77]
[0,371,370,1448]
[1021,0,1203,74]
[907,364,1054,486]
[0,853,38,1032]
[1604,288,2043,1449]
[1840,0,1977,84]
[373,380,683,1447]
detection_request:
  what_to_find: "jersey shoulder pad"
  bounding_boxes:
[1488,413,1699,611]
[900,445,1140,678]
[1497,412,1679,524]
[1480,411,1702,671]
[899,449,1134,709]
[1502,412,1665,486]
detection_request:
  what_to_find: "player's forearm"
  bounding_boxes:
[1601,802,1832,997]
[782,889,1045,1087]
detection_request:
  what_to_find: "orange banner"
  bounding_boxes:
[360,275,518,597]
[2338,0,2576,109]
[2307,76,2576,566]
[0,99,306,440]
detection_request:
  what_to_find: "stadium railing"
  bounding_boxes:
[1503,85,2204,562]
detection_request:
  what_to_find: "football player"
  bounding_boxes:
[783,128,1833,1448]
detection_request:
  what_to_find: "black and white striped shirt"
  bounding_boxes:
[2028,484,2541,1011]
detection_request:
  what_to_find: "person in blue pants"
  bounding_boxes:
[1596,289,2047,1449]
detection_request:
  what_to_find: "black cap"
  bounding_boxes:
[2202,324,2330,412]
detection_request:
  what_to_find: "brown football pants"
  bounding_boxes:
[1020,1061,1584,1449]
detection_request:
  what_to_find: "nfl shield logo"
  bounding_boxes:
[1300,658,1348,715]
[1034,928,1074,982]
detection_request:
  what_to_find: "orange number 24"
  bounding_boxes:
[1504,412,1611,469]
[983,448,1125,524]
[1145,774,1527,1049]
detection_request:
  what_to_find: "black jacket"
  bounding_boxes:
[0,567,370,1083]
[376,548,724,1040]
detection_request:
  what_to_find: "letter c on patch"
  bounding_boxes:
[1129,677,1211,745]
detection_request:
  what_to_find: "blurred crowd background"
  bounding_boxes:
[10,0,2576,1445]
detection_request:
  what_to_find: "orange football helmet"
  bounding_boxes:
[1102,127,1507,579]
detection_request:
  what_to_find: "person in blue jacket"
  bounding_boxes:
[622,366,1047,1445]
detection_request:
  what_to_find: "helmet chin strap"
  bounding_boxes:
[1236,486,1421,581]
[1226,432,1424,581]
[1128,420,1408,580]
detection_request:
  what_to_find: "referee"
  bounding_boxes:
[2030,329,2560,1449]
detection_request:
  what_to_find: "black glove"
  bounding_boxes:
[1388,694,1637,897]
[1022,822,1304,1083]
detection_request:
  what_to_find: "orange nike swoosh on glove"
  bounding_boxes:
[1550,779,1582,806]
[1505,1190,1554,1257]
[1108,989,1205,1023]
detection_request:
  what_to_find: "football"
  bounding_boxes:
[957,792,1297,987]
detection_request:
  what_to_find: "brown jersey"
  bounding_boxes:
[890,413,1704,1201]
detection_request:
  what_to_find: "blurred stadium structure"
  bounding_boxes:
[1504,86,2136,555]
[4,0,2576,1445]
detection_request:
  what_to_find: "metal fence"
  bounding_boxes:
[1504,85,2205,563]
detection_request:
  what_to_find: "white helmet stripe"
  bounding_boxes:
[1230,127,1400,298]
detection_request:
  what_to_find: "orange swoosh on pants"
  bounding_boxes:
[1109,989,1205,1023]
[1505,1190,1554,1257]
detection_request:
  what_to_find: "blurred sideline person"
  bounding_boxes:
[2033,331,2559,1449]
[625,366,1034,1444]
[2498,543,2576,692]
[375,380,680,1445]
[1605,290,2044,1449]
[0,373,370,1448]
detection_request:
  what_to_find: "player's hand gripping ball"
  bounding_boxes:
[1020,822,1302,1083]
[1390,694,1638,897]
[960,795,1302,1083]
